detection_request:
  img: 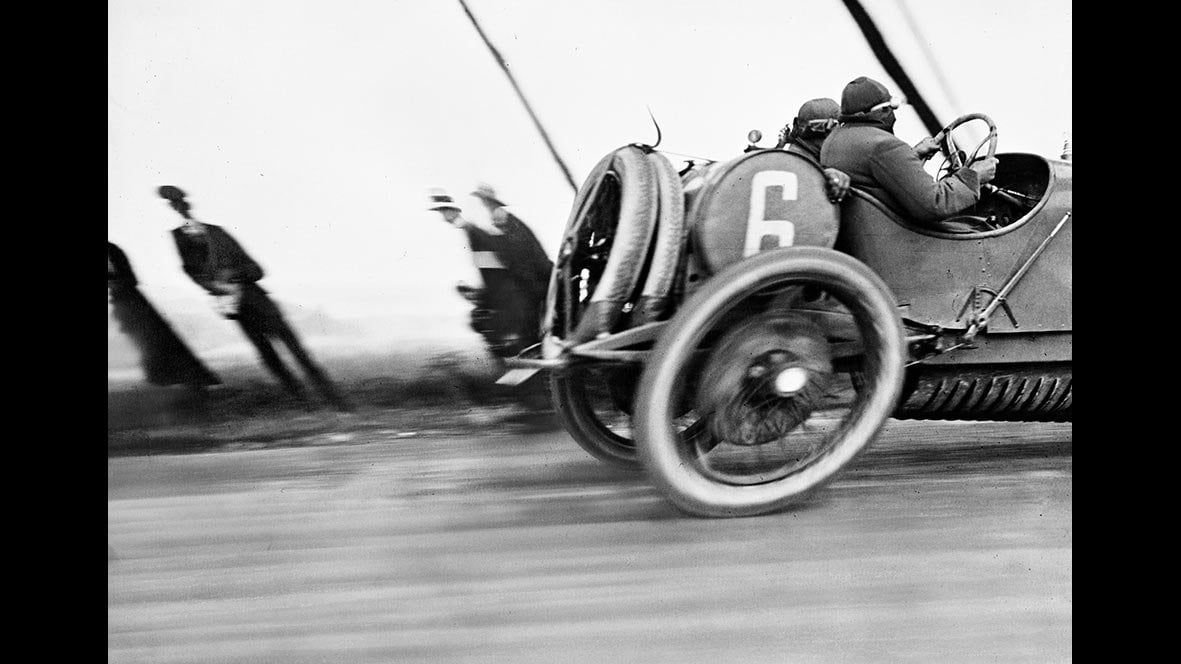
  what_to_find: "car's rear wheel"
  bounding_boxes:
[550,366,641,469]
[634,247,906,517]
[548,147,688,468]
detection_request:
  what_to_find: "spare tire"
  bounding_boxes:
[559,145,659,343]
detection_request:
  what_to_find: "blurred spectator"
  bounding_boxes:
[470,183,553,330]
[108,241,220,391]
[158,185,352,412]
[428,189,546,359]
[471,183,553,299]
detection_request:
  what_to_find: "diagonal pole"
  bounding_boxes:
[894,0,963,115]
[840,0,944,137]
[456,0,579,194]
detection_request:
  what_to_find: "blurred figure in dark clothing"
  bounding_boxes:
[470,184,553,350]
[428,189,544,359]
[158,185,353,412]
[471,183,553,292]
[108,241,220,390]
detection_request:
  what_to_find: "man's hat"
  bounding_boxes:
[839,76,895,117]
[794,98,841,134]
[158,185,187,201]
[427,188,461,212]
[471,182,506,207]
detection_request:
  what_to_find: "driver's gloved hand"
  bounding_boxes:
[913,137,941,161]
[823,168,851,203]
[776,124,791,148]
[968,156,999,185]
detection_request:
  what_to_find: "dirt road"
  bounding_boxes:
[108,418,1071,663]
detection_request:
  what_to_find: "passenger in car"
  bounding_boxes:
[781,98,840,163]
[780,98,851,204]
[820,76,998,226]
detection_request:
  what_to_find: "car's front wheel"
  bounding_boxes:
[634,247,907,517]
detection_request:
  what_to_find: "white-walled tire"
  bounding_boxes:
[634,247,906,517]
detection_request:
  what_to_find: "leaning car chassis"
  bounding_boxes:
[505,118,1071,517]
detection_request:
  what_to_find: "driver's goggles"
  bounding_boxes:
[801,118,838,132]
[869,97,903,112]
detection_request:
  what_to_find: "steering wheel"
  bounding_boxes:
[933,113,997,179]
[933,113,1014,231]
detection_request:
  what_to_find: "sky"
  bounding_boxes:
[108,0,1072,359]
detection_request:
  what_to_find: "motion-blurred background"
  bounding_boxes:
[108,0,1071,403]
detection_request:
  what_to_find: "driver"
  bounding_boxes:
[820,76,998,226]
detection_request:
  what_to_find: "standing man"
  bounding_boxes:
[428,189,542,359]
[470,184,552,350]
[158,185,352,412]
[470,183,553,297]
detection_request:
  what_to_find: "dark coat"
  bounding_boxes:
[491,209,553,302]
[171,223,265,295]
[460,222,547,358]
[108,242,220,387]
[787,137,824,164]
[820,123,981,224]
[171,223,294,329]
[168,224,346,407]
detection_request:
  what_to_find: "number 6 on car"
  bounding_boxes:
[744,170,798,256]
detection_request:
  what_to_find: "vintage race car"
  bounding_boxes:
[508,113,1072,518]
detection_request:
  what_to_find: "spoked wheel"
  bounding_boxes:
[556,146,659,344]
[550,365,641,469]
[634,247,906,517]
[551,365,707,470]
[547,146,687,468]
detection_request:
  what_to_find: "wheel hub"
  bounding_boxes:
[696,313,833,446]
[773,366,810,395]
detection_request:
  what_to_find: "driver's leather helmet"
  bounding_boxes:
[792,98,840,138]
[839,76,901,132]
[839,76,896,117]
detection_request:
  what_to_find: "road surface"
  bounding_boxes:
[108,418,1071,663]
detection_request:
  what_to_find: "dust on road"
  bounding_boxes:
[108,419,1071,664]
